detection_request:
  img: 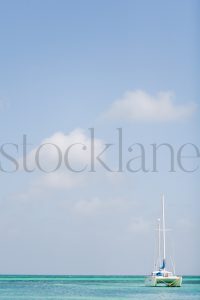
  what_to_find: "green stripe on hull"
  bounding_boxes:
[156,277,182,287]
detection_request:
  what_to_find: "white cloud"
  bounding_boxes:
[104,90,196,122]
[20,128,104,191]
[26,129,103,170]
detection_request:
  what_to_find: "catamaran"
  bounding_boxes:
[145,195,182,287]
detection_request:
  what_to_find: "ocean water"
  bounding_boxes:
[0,275,199,300]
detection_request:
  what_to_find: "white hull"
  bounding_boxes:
[145,275,182,287]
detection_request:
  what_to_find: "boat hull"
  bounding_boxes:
[145,275,182,287]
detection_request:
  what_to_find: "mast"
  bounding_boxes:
[162,194,166,270]
[158,218,161,268]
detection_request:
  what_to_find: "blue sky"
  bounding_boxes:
[0,0,199,275]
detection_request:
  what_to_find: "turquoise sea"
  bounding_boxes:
[0,275,199,300]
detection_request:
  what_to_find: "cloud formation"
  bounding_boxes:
[104,90,196,122]
[21,128,104,190]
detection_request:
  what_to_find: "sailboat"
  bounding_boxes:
[145,195,182,287]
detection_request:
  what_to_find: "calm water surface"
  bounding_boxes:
[0,275,199,300]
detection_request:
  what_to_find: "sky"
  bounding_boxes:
[0,0,199,275]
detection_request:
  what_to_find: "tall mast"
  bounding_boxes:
[158,218,161,268]
[162,194,166,269]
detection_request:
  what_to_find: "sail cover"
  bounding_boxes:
[160,259,166,270]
